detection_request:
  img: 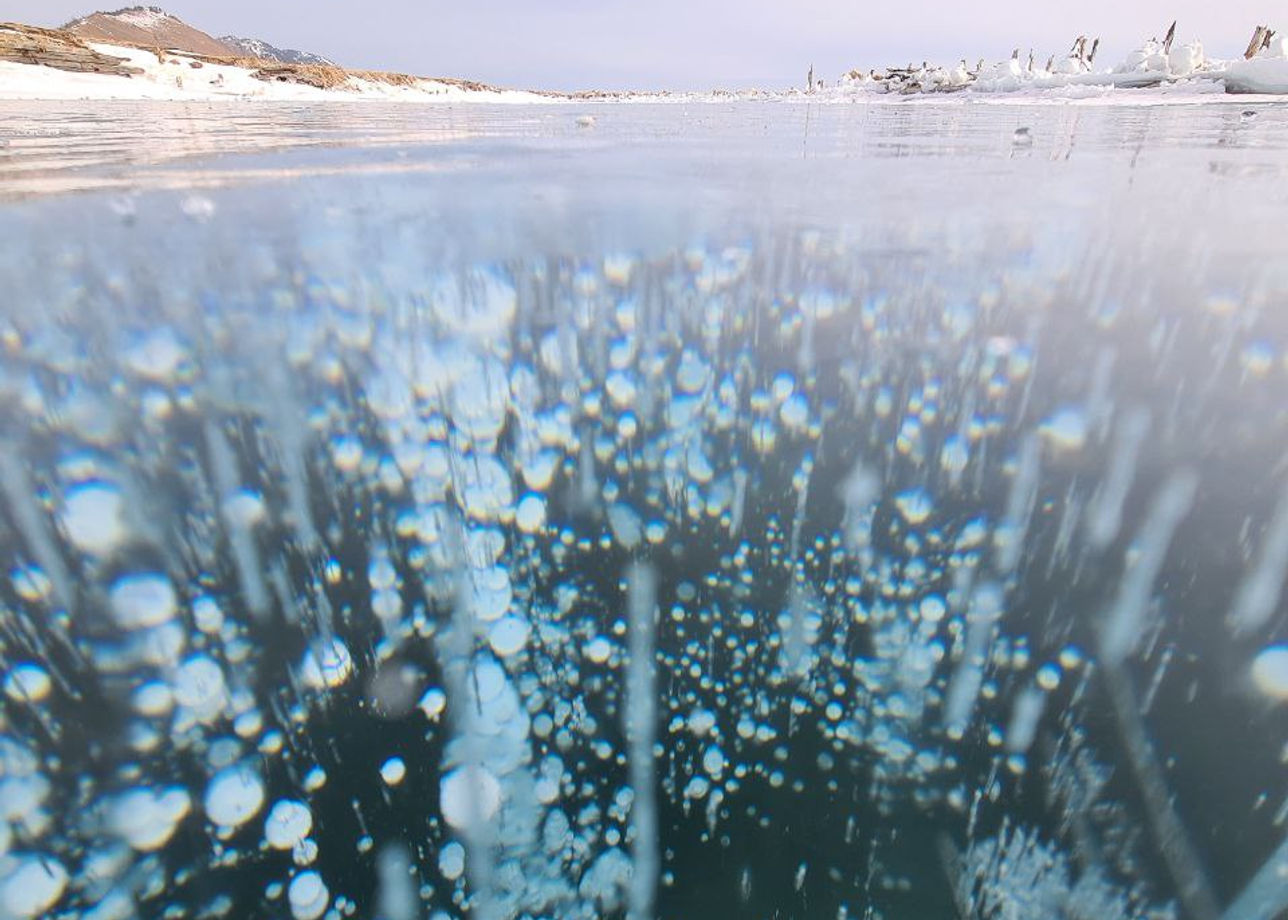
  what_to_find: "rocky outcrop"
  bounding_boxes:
[0,22,142,76]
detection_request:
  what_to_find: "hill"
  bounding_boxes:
[63,6,232,57]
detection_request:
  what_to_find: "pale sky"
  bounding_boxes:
[5,0,1284,90]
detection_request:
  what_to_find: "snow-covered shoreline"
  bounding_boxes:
[0,35,556,103]
[5,27,1288,104]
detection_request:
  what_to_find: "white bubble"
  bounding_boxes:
[468,566,512,622]
[192,596,224,633]
[288,870,329,920]
[418,687,447,720]
[940,436,969,475]
[919,595,947,624]
[294,837,319,866]
[605,371,638,408]
[109,787,190,851]
[428,268,517,340]
[109,574,177,629]
[1252,645,1288,701]
[124,327,188,380]
[380,757,407,786]
[488,615,531,657]
[61,483,127,556]
[0,774,49,826]
[440,764,501,830]
[438,840,466,881]
[204,762,265,829]
[1039,407,1089,451]
[687,709,717,737]
[521,450,559,491]
[585,636,613,664]
[471,658,507,703]
[3,665,51,703]
[450,357,511,442]
[894,489,933,525]
[1,854,67,917]
[675,350,711,394]
[132,681,174,716]
[221,490,266,529]
[459,456,514,521]
[300,638,353,690]
[172,655,228,723]
[265,800,313,850]
[369,553,398,591]
[515,494,547,534]
[180,195,216,222]
[607,503,643,549]
[702,745,726,778]
[1036,664,1062,691]
[779,394,809,431]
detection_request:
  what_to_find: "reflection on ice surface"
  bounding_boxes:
[0,101,1286,920]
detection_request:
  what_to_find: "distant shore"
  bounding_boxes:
[4,19,1288,102]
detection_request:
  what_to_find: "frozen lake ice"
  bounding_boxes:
[0,99,1287,920]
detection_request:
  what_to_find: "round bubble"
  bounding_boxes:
[109,574,177,629]
[204,762,265,829]
[440,764,502,830]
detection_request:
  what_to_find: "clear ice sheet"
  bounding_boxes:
[0,100,1286,920]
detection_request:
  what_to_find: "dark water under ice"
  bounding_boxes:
[0,100,1287,920]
